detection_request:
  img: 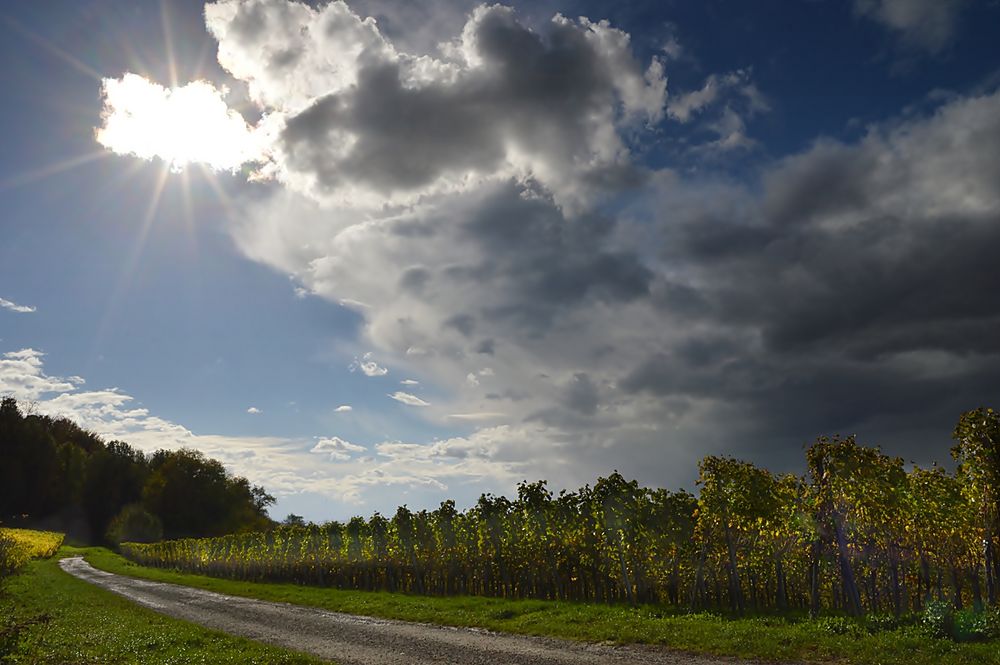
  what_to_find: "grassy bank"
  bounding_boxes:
[79,546,998,665]
[0,550,323,664]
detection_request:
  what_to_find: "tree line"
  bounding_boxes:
[123,407,1000,617]
[0,397,274,543]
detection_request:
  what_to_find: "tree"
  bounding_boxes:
[83,440,148,539]
[142,448,265,538]
[283,514,306,527]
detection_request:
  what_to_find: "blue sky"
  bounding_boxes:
[2,0,1000,522]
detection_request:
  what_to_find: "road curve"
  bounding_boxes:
[60,556,769,665]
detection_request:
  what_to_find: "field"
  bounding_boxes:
[78,545,1000,665]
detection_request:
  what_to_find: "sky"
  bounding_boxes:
[2,0,1000,522]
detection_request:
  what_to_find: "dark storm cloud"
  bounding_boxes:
[450,183,652,335]
[219,1,1000,493]
[622,88,1000,466]
[562,373,600,415]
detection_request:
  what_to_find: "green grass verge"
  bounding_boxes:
[0,550,325,664]
[75,546,999,665]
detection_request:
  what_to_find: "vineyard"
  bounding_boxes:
[0,528,64,581]
[122,407,1000,618]
[0,528,64,561]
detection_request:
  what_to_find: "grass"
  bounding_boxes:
[0,547,324,664]
[75,546,1000,665]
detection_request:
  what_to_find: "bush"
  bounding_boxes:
[922,600,955,639]
[816,615,867,638]
[921,600,998,642]
[952,609,991,642]
[985,606,1000,640]
[105,504,163,546]
[863,612,899,634]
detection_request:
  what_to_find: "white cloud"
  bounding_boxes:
[247,406,261,414]
[666,69,767,153]
[334,404,353,412]
[0,345,529,515]
[1,349,77,399]
[446,412,505,421]
[351,351,388,376]
[854,0,969,53]
[310,435,366,460]
[0,298,36,314]
[400,378,419,385]
[388,391,430,407]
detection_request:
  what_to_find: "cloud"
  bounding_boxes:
[666,69,768,154]
[203,0,667,210]
[87,1,1000,510]
[351,352,388,376]
[446,412,505,421]
[334,404,353,412]
[0,345,528,515]
[0,298,36,314]
[1,349,78,399]
[310,435,366,460]
[854,0,969,53]
[388,391,430,407]
[96,73,266,171]
[229,75,1000,494]
[400,378,419,385]
[246,406,261,414]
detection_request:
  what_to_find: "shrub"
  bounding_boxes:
[985,605,1000,640]
[105,504,163,546]
[863,612,899,634]
[921,600,955,639]
[816,615,867,639]
[952,609,991,642]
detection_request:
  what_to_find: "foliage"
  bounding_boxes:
[105,504,163,545]
[119,406,1000,623]
[922,600,955,639]
[0,528,64,567]
[0,397,274,542]
[815,615,867,638]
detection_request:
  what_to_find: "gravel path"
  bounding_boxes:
[60,556,773,665]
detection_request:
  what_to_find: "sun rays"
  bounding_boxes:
[2,0,260,363]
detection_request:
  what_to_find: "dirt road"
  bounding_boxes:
[60,556,770,665]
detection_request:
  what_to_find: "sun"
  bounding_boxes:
[95,73,263,173]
